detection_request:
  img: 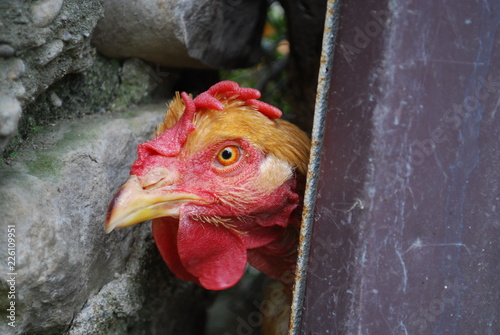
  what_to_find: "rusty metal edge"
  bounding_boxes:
[288,0,340,333]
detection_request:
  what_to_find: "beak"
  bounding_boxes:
[105,175,201,234]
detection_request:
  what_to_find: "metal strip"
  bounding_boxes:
[288,0,340,333]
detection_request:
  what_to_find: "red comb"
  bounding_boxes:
[192,92,225,111]
[246,99,282,119]
[193,81,282,119]
[130,92,196,175]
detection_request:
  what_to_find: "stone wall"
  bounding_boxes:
[0,0,104,151]
[0,107,210,334]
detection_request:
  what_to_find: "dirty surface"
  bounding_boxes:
[297,0,500,333]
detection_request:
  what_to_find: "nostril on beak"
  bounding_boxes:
[143,176,179,190]
[137,167,179,190]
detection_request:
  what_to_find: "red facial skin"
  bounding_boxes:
[124,82,300,290]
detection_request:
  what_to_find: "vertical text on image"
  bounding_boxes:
[7,224,16,328]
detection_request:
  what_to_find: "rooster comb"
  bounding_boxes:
[189,80,282,119]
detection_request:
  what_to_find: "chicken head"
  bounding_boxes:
[105,81,310,290]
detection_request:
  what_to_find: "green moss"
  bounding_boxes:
[27,153,59,177]
[111,59,154,111]
[2,54,122,162]
[15,120,98,177]
[24,54,121,126]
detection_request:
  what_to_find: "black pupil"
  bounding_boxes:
[221,148,233,160]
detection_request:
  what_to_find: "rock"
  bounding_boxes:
[68,228,210,335]
[0,57,25,149]
[0,105,210,334]
[92,0,266,69]
[30,0,64,28]
[0,58,26,107]
[36,39,64,66]
[0,44,15,58]
[50,91,62,107]
[59,30,73,42]
[92,0,202,69]
[173,0,267,69]
[0,95,22,150]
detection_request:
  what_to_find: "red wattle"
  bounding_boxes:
[152,218,199,284]
[176,215,248,290]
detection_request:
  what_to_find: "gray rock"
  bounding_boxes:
[50,91,62,107]
[0,105,209,334]
[59,30,74,42]
[36,39,64,66]
[0,95,22,144]
[0,57,26,98]
[92,0,266,69]
[68,226,210,335]
[0,57,25,149]
[0,44,15,58]
[173,0,267,69]
[92,0,202,69]
[30,0,64,28]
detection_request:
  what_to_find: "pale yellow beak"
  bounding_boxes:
[105,175,201,234]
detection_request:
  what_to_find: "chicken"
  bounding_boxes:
[105,81,310,329]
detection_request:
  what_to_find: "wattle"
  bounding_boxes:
[152,216,248,290]
[151,213,292,290]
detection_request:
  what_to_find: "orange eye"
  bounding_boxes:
[216,145,240,166]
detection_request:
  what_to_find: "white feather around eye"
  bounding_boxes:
[254,155,293,196]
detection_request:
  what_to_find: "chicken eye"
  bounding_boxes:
[216,145,240,166]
